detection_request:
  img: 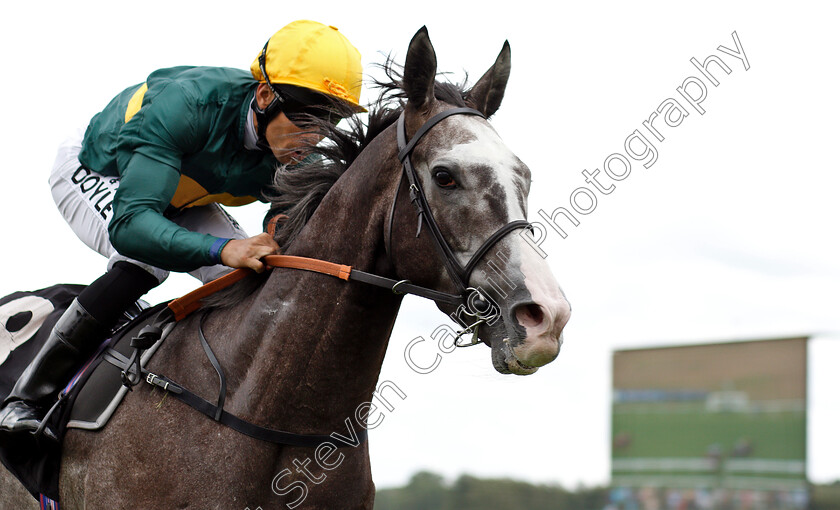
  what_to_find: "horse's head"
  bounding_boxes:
[389,28,571,375]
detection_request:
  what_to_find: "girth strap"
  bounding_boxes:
[106,337,367,448]
[147,372,367,448]
[198,310,226,421]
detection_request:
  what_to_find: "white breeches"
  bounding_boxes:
[48,129,249,284]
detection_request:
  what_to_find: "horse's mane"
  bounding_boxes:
[267,57,469,251]
[263,106,400,252]
[203,58,471,309]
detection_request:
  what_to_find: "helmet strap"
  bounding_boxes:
[252,41,287,153]
[251,94,283,153]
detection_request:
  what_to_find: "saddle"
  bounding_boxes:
[0,285,169,501]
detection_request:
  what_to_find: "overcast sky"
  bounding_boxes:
[1,0,838,491]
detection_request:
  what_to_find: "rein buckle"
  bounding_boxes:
[452,288,499,347]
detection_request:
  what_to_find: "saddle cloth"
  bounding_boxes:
[0,284,171,500]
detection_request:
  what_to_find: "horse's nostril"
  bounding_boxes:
[515,303,544,328]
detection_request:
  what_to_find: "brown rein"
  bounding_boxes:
[167,250,473,322]
[167,255,353,321]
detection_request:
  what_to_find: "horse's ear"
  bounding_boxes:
[404,26,437,112]
[466,41,511,117]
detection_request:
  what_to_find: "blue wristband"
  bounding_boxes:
[209,238,231,265]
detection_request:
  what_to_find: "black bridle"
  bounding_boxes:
[109,107,534,450]
[388,107,532,345]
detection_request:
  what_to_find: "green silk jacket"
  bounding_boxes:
[79,66,277,272]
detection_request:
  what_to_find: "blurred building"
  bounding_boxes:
[609,337,808,510]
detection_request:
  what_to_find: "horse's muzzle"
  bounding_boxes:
[492,296,571,375]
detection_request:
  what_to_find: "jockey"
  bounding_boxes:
[0,20,364,439]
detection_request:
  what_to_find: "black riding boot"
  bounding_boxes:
[0,299,106,439]
[0,261,159,440]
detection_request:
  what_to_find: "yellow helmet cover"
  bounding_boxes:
[252,20,364,110]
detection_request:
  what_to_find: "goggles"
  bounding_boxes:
[258,43,342,127]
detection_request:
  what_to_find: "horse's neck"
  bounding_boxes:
[219,133,402,433]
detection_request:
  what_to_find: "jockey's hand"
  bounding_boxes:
[220,233,280,273]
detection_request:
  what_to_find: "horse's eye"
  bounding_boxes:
[434,170,457,189]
